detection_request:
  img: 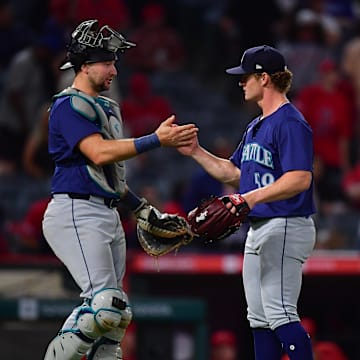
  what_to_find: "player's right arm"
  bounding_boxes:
[79,115,198,165]
[177,135,240,188]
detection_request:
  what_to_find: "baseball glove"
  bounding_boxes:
[187,194,250,243]
[135,203,193,257]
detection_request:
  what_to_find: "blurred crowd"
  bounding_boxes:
[1,0,360,256]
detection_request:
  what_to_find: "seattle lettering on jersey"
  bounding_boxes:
[241,142,274,169]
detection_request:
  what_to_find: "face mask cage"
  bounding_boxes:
[71,19,135,53]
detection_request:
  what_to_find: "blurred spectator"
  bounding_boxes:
[0,29,62,170]
[295,58,352,214]
[339,161,360,248]
[306,0,345,54]
[138,184,164,211]
[4,197,51,253]
[277,8,331,96]
[210,329,238,360]
[121,72,173,137]
[341,26,360,158]
[10,0,49,31]
[22,102,54,179]
[162,180,187,218]
[282,317,348,360]
[124,3,186,73]
[167,1,230,75]
[0,0,32,92]
[206,0,281,94]
[342,163,360,211]
[222,0,281,51]
[311,0,357,35]
[49,0,131,32]
[342,29,360,106]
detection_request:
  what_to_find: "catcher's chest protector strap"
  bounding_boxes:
[53,88,126,196]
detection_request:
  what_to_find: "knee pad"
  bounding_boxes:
[86,293,133,360]
[43,331,93,360]
[77,288,129,340]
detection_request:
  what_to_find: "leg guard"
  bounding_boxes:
[78,288,127,339]
[87,336,122,360]
[87,293,133,360]
[44,288,128,360]
[43,332,93,360]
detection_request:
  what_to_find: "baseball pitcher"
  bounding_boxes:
[179,45,316,360]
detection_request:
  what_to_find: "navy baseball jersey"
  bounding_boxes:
[230,103,316,218]
[48,96,118,198]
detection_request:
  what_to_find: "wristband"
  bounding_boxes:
[121,189,146,212]
[134,133,161,154]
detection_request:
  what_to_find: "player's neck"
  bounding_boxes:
[72,77,99,97]
[258,93,289,119]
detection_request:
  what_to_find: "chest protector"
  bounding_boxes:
[53,87,126,196]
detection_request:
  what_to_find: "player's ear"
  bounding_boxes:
[261,72,271,85]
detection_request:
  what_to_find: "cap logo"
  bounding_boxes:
[255,64,263,70]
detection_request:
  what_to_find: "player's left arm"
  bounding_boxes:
[241,170,312,209]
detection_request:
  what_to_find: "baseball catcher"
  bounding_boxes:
[187,194,250,243]
[42,18,198,360]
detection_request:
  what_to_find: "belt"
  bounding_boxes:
[248,216,272,224]
[54,193,122,208]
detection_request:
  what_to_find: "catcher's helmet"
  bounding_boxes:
[60,19,135,71]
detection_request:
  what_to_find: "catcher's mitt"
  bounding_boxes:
[135,203,193,257]
[187,194,250,243]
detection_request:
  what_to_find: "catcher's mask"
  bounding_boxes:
[60,19,136,71]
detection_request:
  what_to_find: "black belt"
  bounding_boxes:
[55,193,122,208]
[248,216,272,224]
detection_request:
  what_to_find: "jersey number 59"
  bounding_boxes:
[254,172,275,188]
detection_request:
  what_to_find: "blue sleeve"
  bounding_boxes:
[229,141,244,168]
[276,118,313,172]
[52,98,100,151]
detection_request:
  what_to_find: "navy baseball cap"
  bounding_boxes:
[226,45,287,75]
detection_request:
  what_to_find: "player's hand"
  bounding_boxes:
[176,133,200,156]
[155,115,198,147]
